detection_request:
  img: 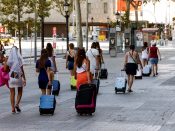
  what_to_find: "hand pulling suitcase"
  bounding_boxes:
[75,83,97,115]
[99,63,108,79]
[135,69,142,79]
[91,70,100,94]
[39,86,56,115]
[70,76,77,90]
[52,80,60,96]
[115,70,127,94]
[142,65,151,76]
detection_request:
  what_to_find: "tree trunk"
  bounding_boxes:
[75,0,83,48]
[17,0,22,54]
[125,0,131,27]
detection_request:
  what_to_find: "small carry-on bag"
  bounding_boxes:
[39,86,56,115]
[52,80,60,96]
[142,65,151,76]
[52,72,60,95]
[70,76,77,90]
[135,69,142,79]
[75,83,97,115]
[115,70,127,94]
[99,63,108,79]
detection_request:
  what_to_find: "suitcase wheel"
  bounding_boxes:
[89,113,92,116]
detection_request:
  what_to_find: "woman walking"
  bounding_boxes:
[74,48,91,89]
[96,42,104,68]
[66,43,75,76]
[148,42,161,76]
[36,49,52,95]
[46,43,57,73]
[124,45,142,92]
[141,42,149,67]
[7,46,26,114]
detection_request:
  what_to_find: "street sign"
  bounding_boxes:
[116,26,121,32]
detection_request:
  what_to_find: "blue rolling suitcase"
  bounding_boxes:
[52,80,60,96]
[39,95,56,115]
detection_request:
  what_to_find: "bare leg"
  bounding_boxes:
[128,75,134,90]
[151,64,155,76]
[16,87,23,107]
[70,70,73,76]
[10,88,15,112]
[155,64,158,75]
[41,89,46,95]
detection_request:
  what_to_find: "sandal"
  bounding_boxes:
[127,89,133,92]
[15,106,21,112]
[12,109,16,114]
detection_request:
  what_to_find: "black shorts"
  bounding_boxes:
[125,63,138,75]
[68,61,74,70]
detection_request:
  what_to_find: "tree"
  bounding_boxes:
[75,0,83,48]
[0,0,33,54]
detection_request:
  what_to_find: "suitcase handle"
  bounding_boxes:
[120,70,126,77]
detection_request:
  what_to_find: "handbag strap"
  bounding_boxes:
[128,52,137,64]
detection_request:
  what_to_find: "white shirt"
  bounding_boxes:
[86,48,99,73]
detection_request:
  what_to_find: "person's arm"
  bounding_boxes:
[52,56,57,72]
[73,62,77,79]
[100,50,104,63]
[86,59,91,83]
[21,66,26,86]
[35,61,39,73]
[137,52,143,69]
[157,48,161,60]
[95,50,100,70]
[66,52,68,69]
[123,53,128,70]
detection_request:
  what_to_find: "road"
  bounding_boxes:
[1,48,175,130]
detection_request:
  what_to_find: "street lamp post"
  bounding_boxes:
[91,17,94,40]
[115,11,121,52]
[64,1,70,51]
[107,17,110,40]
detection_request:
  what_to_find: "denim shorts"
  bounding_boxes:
[150,58,158,64]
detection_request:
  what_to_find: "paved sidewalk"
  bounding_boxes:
[0,49,175,131]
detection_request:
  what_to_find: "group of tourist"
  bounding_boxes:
[0,39,161,114]
[124,41,161,92]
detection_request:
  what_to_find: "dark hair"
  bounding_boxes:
[144,42,148,47]
[130,44,135,50]
[69,43,74,49]
[96,42,102,54]
[39,49,48,68]
[76,48,86,68]
[46,43,53,57]
[91,42,96,49]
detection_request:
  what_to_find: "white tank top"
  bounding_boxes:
[142,49,148,59]
[127,52,136,63]
[76,62,87,73]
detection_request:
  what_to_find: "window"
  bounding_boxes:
[104,2,108,14]
[88,3,91,14]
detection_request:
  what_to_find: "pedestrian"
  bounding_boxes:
[86,42,99,78]
[36,49,52,95]
[74,48,91,89]
[6,46,26,114]
[66,43,75,76]
[0,41,5,55]
[96,42,104,68]
[148,42,161,76]
[141,42,149,67]
[124,45,142,92]
[46,43,57,73]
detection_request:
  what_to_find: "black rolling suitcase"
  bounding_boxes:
[75,83,97,115]
[99,63,108,79]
